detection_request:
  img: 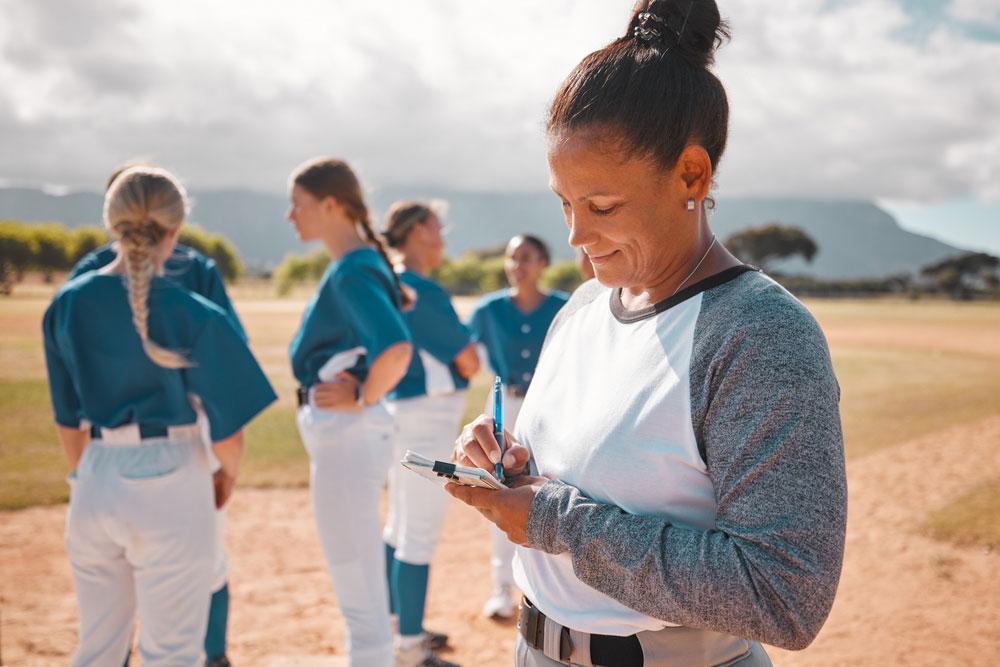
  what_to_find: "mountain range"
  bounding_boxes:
[0,186,965,279]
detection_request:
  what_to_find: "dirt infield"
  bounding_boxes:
[3,415,999,666]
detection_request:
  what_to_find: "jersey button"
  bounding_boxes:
[521,349,531,359]
[522,372,532,382]
[521,324,531,334]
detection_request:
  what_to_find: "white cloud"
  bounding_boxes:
[0,0,997,203]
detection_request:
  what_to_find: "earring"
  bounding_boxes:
[686,198,696,211]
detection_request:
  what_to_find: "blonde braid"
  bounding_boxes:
[105,168,191,369]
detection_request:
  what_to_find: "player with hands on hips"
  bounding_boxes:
[287,158,413,667]
[43,166,276,667]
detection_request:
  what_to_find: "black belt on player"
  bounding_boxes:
[518,597,644,667]
[296,386,310,407]
[90,424,170,440]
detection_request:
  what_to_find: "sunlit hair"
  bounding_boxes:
[381,199,447,249]
[103,166,190,368]
[290,157,412,308]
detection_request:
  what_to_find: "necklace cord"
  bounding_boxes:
[672,235,717,296]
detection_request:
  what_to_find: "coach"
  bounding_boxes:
[447,1,847,665]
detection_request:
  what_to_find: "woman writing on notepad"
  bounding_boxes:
[447,1,846,665]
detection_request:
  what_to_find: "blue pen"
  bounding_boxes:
[492,376,505,482]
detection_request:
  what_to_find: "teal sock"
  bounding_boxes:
[204,583,229,660]
[393,560,429,637]
[385,543,397,615]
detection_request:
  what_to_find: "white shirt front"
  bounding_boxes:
[513,289,717,636]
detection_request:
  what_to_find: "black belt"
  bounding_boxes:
[90,424,169,440]
[518,597,644,666]
[297,386,310,407]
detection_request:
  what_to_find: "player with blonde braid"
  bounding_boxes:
[43,166,276,666]
[72,164,245,667]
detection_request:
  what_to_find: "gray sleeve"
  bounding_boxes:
[525,279,847,650]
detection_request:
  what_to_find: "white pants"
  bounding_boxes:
[66,436,215,667]
[383,391,467,565]
[491,393,523,588]
[298,402,396,667]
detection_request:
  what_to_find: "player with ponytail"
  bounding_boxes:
[286,157,413,666]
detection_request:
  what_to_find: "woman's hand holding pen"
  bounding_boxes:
[452,414,530,475]
[312,372,363,412]
[448,414,548,546]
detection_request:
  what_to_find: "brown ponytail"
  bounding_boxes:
[291,157,413,309]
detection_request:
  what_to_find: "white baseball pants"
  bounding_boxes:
[383,391,467,565]
[65,434,214,667]
[297,401,396,667]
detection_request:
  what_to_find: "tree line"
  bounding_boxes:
[271,222,999,300]
[0,221,243,294]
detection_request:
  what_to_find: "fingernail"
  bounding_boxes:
[489,450,500,464]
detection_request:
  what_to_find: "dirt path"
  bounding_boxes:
[3,416,999,666]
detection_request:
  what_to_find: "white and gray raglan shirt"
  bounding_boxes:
[512,267,846,650]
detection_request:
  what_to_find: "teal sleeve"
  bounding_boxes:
[466,301,487,343]
[68,254,104,281]
[201,260,247,342]
[42,306,83,428]
[412,287,470,364]
[335,266,411,361]
[184,315,277,441]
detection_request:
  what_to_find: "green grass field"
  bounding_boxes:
[2,282,999,550]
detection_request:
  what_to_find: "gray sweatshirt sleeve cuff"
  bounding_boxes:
[526,479,574,554]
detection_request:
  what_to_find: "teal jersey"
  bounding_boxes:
[388,270,471,400]
[70,242,246,341]
[467,289,569,392]
[289,247,411,387]
[43,273,276,442]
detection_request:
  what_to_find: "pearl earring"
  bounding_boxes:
[686,198,696,211]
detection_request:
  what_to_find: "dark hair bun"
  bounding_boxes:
[627,0,729,68]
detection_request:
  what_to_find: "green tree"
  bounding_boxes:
[273,249,330,296]
[921,252,1000,299]
[0,222,38,295]
[724,223,818,271]
[541,260,583,292]
[30,224,74,282]
[178,226,244,282]
[70,226,109,263]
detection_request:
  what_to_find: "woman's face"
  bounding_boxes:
[547,127,697,290]
[505,237,548,289]
[287,184,328,243]
[410,213,446,269]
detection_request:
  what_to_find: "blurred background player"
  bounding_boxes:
[286,158,413,667]
[381,201,479,667]
[44,166,275,666]
[69,162,244,667]
[465,234,568,618]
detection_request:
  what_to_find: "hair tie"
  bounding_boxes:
[633,0,695,49]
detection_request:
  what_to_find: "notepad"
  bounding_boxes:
[400,450,506,490]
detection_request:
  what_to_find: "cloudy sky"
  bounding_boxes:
[1,0,998,250]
